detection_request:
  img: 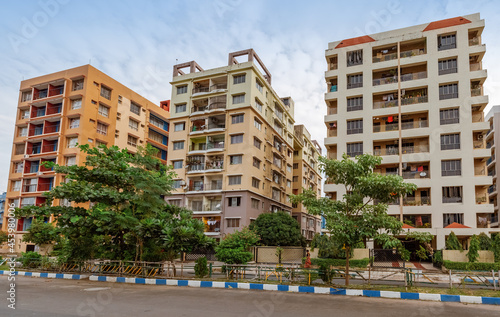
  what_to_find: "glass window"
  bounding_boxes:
[252,178,260,189]
[67,137,78,148]
[96,122,107,135]
[71,99,82,110]
[174,122,185,131]
[129,119,139,131]
[347,49,363,66]
[253,157,261,169]
[251,198,259,209]
[98,104,109,117]
[177,85,187,94]
[441,159,461,176]
[440,108,459,125]
[100,86,111,100]
[231,134,243,144]
[253,138,261,149]
[69,118,80,129]
[72,79,84,91]
[127,135,138,147]
[130,102,141,115]
[255,99,263,112]
[175,104,187,113]
[230,155,242,165]
[347,97,363,112]
[440,134,460,150]
[232,94,245,104]
[65,156,76,166]
[173,161,183,169]
[347,119,363,135]
[228,197,241,206]
[347,142,363,157]
[256,80,263,93]
[233,74,246,84]
[254,119,262,130]
[227,218,240,228]
[228,176,241,185]
[232,114,244,124]
[173,141,184,150]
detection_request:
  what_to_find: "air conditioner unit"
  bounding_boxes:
[24,154,29,158]
[478,134,484,140]
[140,124,145,127]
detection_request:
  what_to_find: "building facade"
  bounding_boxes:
[167,49,318,240]
[2,65,169,253]
[324,13,500,249]
[0,192,6,226]
[485,106,500,228]
[292,125,322,240]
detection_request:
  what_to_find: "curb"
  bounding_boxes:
[88,275,500,306]
[0,270,87,280]
[2,271,499,305]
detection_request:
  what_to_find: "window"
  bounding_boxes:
[168,199,181,206]
[172,180,182,189]
[175,104,186,113]
[233,74,246,84]
[440,108,459,125]
[67,137,78,148]
[255,99,263,112]
[347,142,363,157]
[98,104,109,117]
[232,114,244,124]
[230,155,242,165]
[256,80,263,93]
[228,197,241,206]
[127,135,138,147]
[254,118,262,130]
[173,160,183,169]
[347,49,363,66]
[65,156,76,166]
[14,162,23,173]
[129,119,139,131]
[227,218,240,228]
[442,186,463,203]
[347,74,363,89]
[439,83,458,100]
[100,86,111,100]
[97,122,107,135]
[173,141,184,150]
[18,127,27,137]
[441,133,460,150]
[287,180,291,187]
[174,122,185,131]
[347,119,363,135]
[443,213,464,226]
[253,137,261,149]
[438,34,456,51]
[20,109,30,119]
[177,85,187,94]
[21,91,32,102]
[347,97,363,112]
[228,176,241,185]
[231,134,243,144]
[253,157,261,169]
[442,160,461,176]
[438,58,458,75]
[148,130,164,144]
[72,79,84,91]
[251,198,259,209]
[252,178,260,189]
[293,163,298,169]
[232,94,245,104]
[69,118,80,129]
[286,165,292,173]
[130,102,141,115]
[71,99,82,110]
[293,176,298,182]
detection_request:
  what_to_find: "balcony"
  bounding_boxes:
[33,86,64,101]
[487,156,495,166]
[373,138,429,156]
[207,141,224,151]
[327,77,338,93]
[403,196,431,206]
[373,89,428,109]
[188,181,223,192]
[328,55,338,70]
[476,194,488,205]
[488,185,497,195]
[474,140,485,149]
[372,66,427,86]
[191,201,222,214]
[372,45,397,63]
[471,86,483,97]
[403,215,431,228]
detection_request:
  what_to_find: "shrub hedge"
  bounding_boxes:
[443,260,500,271]
[303,257,370,268]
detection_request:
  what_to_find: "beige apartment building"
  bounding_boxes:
[167,49,321,240]
[324,13,500,249]
[2,65,169,253]
[292,125,322,240]
[485,106,500,228]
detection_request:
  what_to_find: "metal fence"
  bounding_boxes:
[370,249,405,269]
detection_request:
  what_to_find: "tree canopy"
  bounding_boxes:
[16,144,211,262]
[291,153,416,285]
[249,211,305,247]
[215,227,260,264]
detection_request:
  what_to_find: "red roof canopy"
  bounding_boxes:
[402,224,415,229]
[335,35,375,49]
[423,16,471,32]
[445,222,471,229]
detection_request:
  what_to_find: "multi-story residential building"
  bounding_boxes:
[485,106,500,228]
[1,65,169,253]
[167,49,299,240]
[292,125,322,240]
[324,13,500,249]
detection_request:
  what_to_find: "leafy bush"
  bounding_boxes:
[415,245,428,261]
[443,260,500,271]
[249,211,305,247]
[445,232,463,251]
[303,257,370,268]
[317,261,336,284]
[467,235,480,263]
[490,233,500,262]
[215,227,259,264]
[194,257,209,278]
[432,250,443,266]
[478,232,492,251]
[19,251,42,268]
[310,234,363,259]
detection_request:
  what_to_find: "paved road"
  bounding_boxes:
[0,276,498,317]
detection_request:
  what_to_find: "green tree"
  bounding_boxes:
[310,234,363,259]
[194,257,209,278]
[490,233,500,262]
[15,144,193,262]
[249,211,305,246]
[445,232,463,251]
[22,219,59,255]
[215,227,260,264]
[467,235,480,263]
[0,231,8,245]
[478,232,492,251]
[291,154,416,285]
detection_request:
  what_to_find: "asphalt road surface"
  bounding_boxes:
[0,276,498,317]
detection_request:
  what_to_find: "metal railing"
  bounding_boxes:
[402,170,430,179]
[399,48,425,58]
[207,141,224,150]
[188,182,223,191]
[488,185,496,194]
[400,71,427,82]
[403,196,431,206]
[471,88,483,97]
[439,92,458,100]
[373,76,397,86]
[438,43,456,51]
[372,52,397,63]
[438,68,457,75]
[347,82,363,89]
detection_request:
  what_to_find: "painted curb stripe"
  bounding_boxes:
[3,271,499,306]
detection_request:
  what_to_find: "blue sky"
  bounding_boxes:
[0,0,499,191]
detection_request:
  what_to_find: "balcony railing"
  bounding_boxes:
[373,123,398,133]
[208,101,226,111]
[187,163,205,172]
[189,144,206,151]
[443,197,462,204]
[402,170,430,179]
[403,196,431,206]
[476,195,488,204]
[205,161,224,170]
[400,48,426,58]
[374,145,429,156]
[33,127,43,136]
[488,185,497,194]
[487,156,495,166]
[471,88,483,97]
[192,86,210,94]
[470,62,482,71]
[23,184,37,193]
[474,140,485,149]
[439,92,458,100]
[400,71,427,82]
[33,87,64,100]
[373,76,397,86]
[373,96,428,109]
[469,37,480,46]
[438,43,456,51]
[439,68,457,75]
[210,83,227,91]
[347,82,363,89]
[372,52,397,63]
[35,109,46,117]
[207,141,224,150]
[402,120,428,130]
[491,214,499,224]
[44,125,60,134]
[188,182,223,192]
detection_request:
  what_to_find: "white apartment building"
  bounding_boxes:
[324,13,500,249]
[485,105,500,229]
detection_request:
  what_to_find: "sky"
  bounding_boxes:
[0,0,500,192]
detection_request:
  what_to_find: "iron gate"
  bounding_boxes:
[370,249,405,268]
